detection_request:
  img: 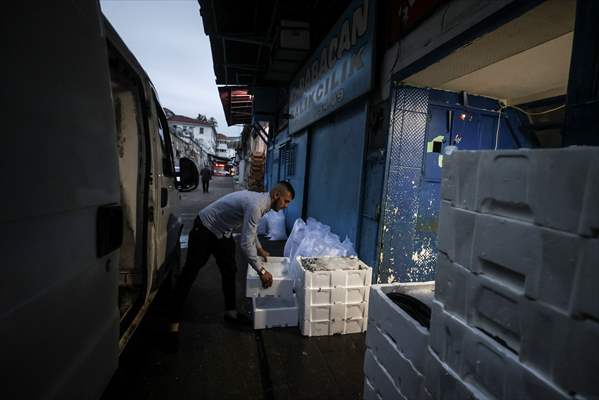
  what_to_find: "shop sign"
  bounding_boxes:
[289,0,374,134]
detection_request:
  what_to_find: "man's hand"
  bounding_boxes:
[260,270,273,288]
[257,247,270,262]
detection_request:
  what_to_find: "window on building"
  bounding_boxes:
[200,127,204,134]
[279,142,296,178]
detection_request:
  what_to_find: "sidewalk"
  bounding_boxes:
[102,177,366,400]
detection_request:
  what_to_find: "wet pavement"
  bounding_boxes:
[101,177,366,400]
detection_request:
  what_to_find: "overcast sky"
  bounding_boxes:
[100,0,241,137]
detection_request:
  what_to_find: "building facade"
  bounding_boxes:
[216,133,239,160]
[202,0,595,283]
[167,114,217,157]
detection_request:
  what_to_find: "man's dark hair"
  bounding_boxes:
[277,180,295,199]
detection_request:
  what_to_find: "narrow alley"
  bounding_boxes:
[101,176,366,400]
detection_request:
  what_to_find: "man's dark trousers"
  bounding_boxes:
[202,179,209,193]
[170,216,236,322]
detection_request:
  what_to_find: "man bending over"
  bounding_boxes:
[167,181,295,348]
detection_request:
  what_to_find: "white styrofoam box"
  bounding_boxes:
[438,205,599,319]
[442,147,599,237]
[296,256,373,289]
[430,301,571,400]
[363,349,407,400]
[570,239,599,321]
[363,377,380,400]
[433,252,470,318]
[438,255,527,353]
[368,283,434,374]
[440,150,480,211]
[246,257,293,298]
[519,300,599,399]
[578,153,599,237]
[298,301,368,322]
[366,324,425,400]
[437,201,476,268]
[436,254,599,397]
[300,317,367,336]
[424,348,485,400]
[252,295,298,330]
[297,285,370,305]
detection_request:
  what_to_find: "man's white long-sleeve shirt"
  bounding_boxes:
[198,190,271,272]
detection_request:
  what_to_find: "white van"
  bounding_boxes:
[0,2,199,399]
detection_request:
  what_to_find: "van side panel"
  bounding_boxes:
[0,1,119,399]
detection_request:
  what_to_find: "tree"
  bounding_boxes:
[208,117,218,127]
[196,113,208,122]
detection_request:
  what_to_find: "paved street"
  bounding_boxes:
[101,176,367,400]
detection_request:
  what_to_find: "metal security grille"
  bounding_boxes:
[280,145,288,176]
[278,142,296,178]
[287,144,296,176]
[378,84,436,283]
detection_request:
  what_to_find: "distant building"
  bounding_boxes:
[167,114,217,156]
[237,123,267,191]
[216,133,239,159]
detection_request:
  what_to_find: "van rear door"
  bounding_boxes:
[0,2,120,399]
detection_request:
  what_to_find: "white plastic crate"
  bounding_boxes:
[441,148,599,236]
[252,295,298,330]
[297,301,369,322]
[246,257,293,298]
[368,282,434,374]
[300,316,367,336]
[297,285,370,305]
[363,349,407,399]
[296,256,373,289]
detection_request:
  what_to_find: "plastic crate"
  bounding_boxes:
[297,285,370,305]
[252,295,298,330]
[363,349,407,400]
[246,257,293,298]
[298,301,369,322]
[429,301,571,400]
[296,256,373,289]
[368,282,434,374]
[295,256,373,336]
[299,316,367,336]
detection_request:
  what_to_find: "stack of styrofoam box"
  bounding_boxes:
[363,282,435,400]
[246,257,298,329]
[296,256,372,336]
[428,147,599,399]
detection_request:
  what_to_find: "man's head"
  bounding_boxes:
[270,181,295,211]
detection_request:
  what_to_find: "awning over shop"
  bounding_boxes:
[218,86,253,125]
[199,0,350,126]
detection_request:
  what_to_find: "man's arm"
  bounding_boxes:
[240,206,262,273]
[240,206,273,288]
